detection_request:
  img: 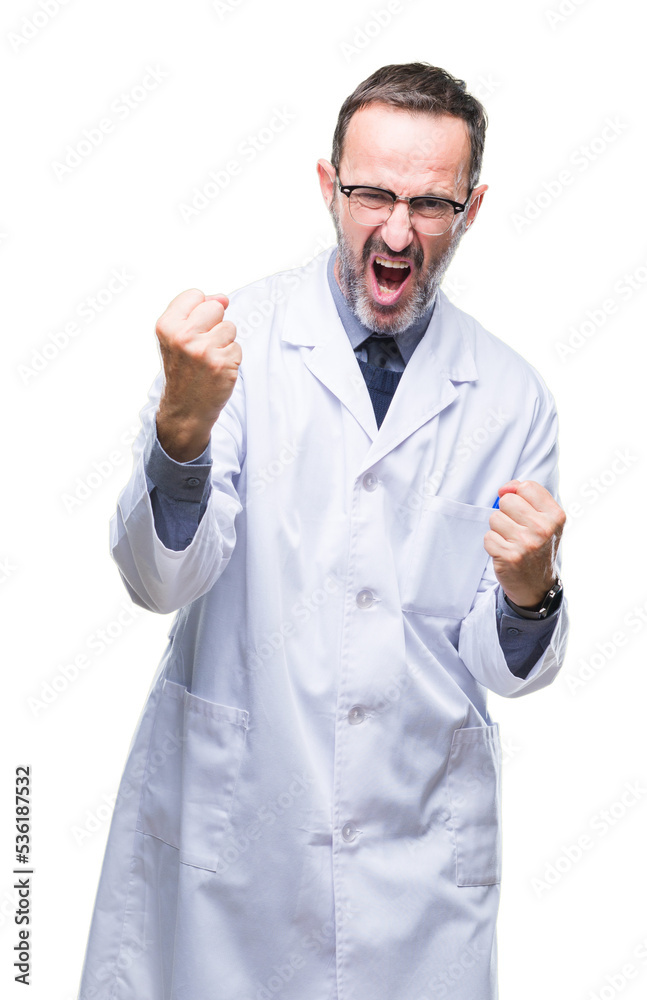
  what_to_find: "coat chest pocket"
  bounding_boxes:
[136,678,249,872]
[446,724,502,886]
[401,494,492,618]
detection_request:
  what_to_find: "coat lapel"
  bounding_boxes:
[282,250,479,471]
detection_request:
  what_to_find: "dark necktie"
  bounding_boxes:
[356,334,404,429]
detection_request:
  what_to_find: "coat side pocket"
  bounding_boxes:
[136,678,249,873]
[446,723,502,886]
[179,685,248,871]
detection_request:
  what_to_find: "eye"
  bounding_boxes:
[416,198,445,210]
[412,197,451,218]
[353,189,392,208]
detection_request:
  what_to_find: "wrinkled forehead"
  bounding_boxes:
[340,103,472,199]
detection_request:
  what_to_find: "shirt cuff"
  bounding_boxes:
[145,428,212,503]
[496,584,562,679]
[143,427,214,552]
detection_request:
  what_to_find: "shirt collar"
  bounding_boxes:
[326,246,436,364]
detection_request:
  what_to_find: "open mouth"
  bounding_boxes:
[370,254,412,305]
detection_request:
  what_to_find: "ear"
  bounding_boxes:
[465,183,488,231]
[317,158,336,210]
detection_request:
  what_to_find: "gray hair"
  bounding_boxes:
[331,62,488,194]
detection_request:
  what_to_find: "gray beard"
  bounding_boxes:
[330,201,466,335]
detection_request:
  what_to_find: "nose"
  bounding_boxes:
[380,198,414,253]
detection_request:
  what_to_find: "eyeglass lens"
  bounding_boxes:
[348,188,455,235]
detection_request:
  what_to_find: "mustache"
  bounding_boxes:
[362,238,424,270]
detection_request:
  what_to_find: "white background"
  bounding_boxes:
[2,0,645,998]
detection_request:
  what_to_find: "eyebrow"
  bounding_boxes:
[364,181,452,199]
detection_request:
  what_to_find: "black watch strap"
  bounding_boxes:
[503,576,563,620]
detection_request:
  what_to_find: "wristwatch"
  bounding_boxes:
[503,576,563,620]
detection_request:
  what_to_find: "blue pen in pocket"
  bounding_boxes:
[492,497,500,509]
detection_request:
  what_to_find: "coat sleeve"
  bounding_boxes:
[109,367,245,615]
[458,373,569,697]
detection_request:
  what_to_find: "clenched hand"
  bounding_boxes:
[485,479,566,610]
[155,288,241,462]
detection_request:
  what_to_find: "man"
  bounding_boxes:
[77,63,568,1000]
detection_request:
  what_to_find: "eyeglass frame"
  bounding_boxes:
[336,175,474,235]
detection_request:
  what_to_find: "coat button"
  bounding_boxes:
[356,589,375,609]
[362,472,378,491]
[186,477,201,487]
[348,705,366,725]
[507,627,521,635]
[342,822,359,842]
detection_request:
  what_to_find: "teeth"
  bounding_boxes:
[375,256,410,269]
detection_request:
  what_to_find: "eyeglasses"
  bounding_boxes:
[337,175,473,236]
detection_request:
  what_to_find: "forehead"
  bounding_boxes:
[340,103,471,197]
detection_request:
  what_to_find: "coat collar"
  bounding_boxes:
[281,247,479,471]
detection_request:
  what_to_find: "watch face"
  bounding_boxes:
[544,585,563,616]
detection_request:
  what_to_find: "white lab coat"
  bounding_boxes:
[77,246,569,1000]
